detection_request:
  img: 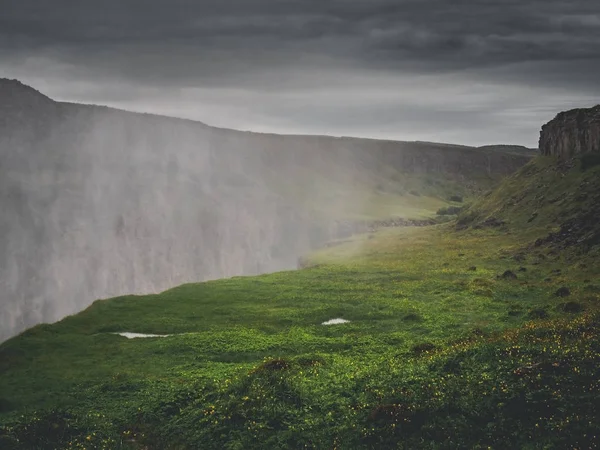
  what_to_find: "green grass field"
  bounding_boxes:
[1,156,600,449]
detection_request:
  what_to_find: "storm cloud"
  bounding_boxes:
[1,0,600,146]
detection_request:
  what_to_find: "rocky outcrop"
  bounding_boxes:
[539,105,600,159]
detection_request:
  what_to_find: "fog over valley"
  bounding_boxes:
[0,79,532,341]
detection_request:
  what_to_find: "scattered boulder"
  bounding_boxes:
[499,270,517,280]
[554,287,571,297]
[533,210,600,251]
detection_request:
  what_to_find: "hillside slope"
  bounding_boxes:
[1,200,599,449]
[458,153,600,255]
[1,107,600,448]
[0,78,532,341]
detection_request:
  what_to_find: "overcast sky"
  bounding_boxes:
[1,0,599,147]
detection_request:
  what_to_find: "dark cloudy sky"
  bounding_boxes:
[1,0,599,147]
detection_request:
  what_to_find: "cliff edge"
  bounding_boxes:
[539,105,600,158]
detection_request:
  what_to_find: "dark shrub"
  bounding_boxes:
[555,287,571,297]
[449,195,463,202]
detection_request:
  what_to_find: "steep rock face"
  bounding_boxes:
[539,105,600,158]
[0,79,532,341]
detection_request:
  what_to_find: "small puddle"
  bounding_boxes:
[321,318,350,325]
[113,332,171,339]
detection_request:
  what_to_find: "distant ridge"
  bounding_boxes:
[0,78,534,154]
[477,144,537,156]
[0,78,54,106]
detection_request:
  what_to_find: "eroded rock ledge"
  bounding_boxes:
[539,105,600,159]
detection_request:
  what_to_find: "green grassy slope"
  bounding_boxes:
[1,155,600,449]
[457,155,600,254]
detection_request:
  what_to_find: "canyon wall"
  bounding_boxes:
[0,79,532,341]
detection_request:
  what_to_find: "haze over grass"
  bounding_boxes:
[0,80,530,342]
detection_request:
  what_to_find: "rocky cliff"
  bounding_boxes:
[0,79,533,341]
[539,105,600,158]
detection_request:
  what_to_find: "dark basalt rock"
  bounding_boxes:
[539,105,600,159]
[533,207,600,252]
